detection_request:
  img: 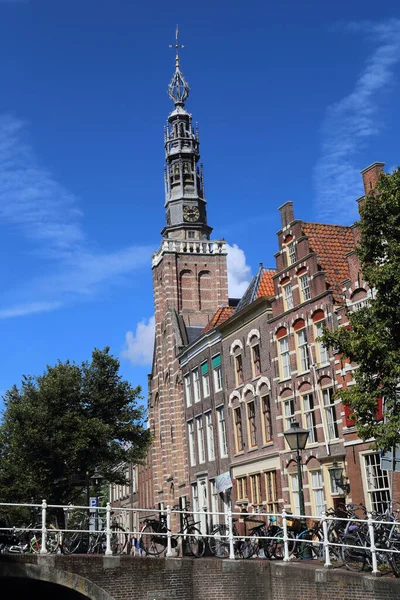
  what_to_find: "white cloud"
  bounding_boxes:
[226,243,252,298]
[314,19,400,223]
[122,316,155,367]
[0,301,61,319]
[0,114,151,317]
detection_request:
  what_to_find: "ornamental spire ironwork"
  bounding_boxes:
[168,25,190,107]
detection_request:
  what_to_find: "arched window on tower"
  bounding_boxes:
[179,269,195,311]
[198,270,213,311]
[183,162,193,183]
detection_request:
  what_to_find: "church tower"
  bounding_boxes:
[148,32,228,507]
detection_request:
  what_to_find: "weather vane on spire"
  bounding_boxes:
[169,25,184,69]
[168,25,190,107]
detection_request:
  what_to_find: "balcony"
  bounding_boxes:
[152,239,227,267]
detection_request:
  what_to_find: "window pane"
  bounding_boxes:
[234,407,244,452]
[364,453,390,513]
[205,412,215,461]
[247,400,257,447]
[217,408,228,457]
[262,395,272,442]
[184,374,192,407]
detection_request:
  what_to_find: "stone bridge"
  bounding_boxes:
[0,554,399,600]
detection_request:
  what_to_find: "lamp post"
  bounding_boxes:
[284,421,309,526]
[332,461,350,496]
[90,467,104,534]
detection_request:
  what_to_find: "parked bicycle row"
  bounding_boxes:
[138,501,400,576]
[0,502,128,555]
[2,499,400,576]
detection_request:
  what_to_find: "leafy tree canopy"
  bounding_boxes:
[0,347,151,505]
[322,167,400,452]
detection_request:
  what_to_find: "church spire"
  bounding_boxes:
[168,25,190,107]
[162,27,212,240]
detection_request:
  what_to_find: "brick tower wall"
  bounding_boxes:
[147,247,228,507]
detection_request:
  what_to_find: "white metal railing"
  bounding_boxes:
[1,501,400,572]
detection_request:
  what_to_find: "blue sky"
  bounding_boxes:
[0,0,399,410]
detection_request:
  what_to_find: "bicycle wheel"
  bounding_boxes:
[240,532,259,559]
[110,524,128,555]
[295,529,323,560]
[271,528,296,559]
[30,524,60,554]
[185,526,205,558]
[208,524,230,558]
[389,538,400,577]
[140,522,166,556]
[341,535,369,572]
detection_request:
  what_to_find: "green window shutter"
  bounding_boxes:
[212,354,221,369]
[201,362,209,375]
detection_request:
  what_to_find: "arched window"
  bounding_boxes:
[276,327,290,380]
[198,270,212,310]
[312,310,329,366]
[179,269,195,311]
[294,319,309,374]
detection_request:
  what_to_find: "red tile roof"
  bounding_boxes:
[302,222,355,300]
[202,306,235,333]
[256,269,276,298]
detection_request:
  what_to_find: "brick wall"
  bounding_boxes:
[2,555,400,600]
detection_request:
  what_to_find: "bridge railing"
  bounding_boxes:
[1,500,400,572]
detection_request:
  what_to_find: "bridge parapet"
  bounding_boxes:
[1,554,400,600]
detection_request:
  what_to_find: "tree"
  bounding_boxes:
[0,347,152,515]
[322,167,400,452]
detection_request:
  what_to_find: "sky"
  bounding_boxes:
[0,0,399,411]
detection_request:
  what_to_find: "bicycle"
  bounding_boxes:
[63,508,128,555]
[140,503,205,558]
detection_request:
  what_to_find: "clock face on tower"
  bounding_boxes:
[183,205,200,223]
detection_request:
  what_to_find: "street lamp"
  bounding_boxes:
[332,461,350,495]
[90,467,104,534]
[284,421,309,525]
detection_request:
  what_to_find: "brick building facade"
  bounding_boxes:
[134,47,399,519]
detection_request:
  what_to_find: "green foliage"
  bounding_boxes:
[0,347,151,505]
[322,167,400,452]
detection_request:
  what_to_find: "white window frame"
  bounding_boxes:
[296,328,310,373]
[299,273,310,302]
[279,336,291,380]
[217,407,228,458]
[188,420,196,466]
[184,373,192,407]
[283,282,294,311]
[363,452,391,513]
[322,387,338,441]
[290,473,300,515]
[205,411,215,461]
[193,368,201,403]
[202,363,210,398]
[311,470,325,515]
[196,416,206,464]
[302,393,318,444]
[213,361,223,392]
[283,398,295,433]
[288,242,296,265]
[315,320,329,365]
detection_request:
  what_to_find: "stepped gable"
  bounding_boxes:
[302,222,354,301]
[202,306,235,333]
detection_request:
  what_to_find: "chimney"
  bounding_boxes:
[360,162,385,194]
[278,201,294,228]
